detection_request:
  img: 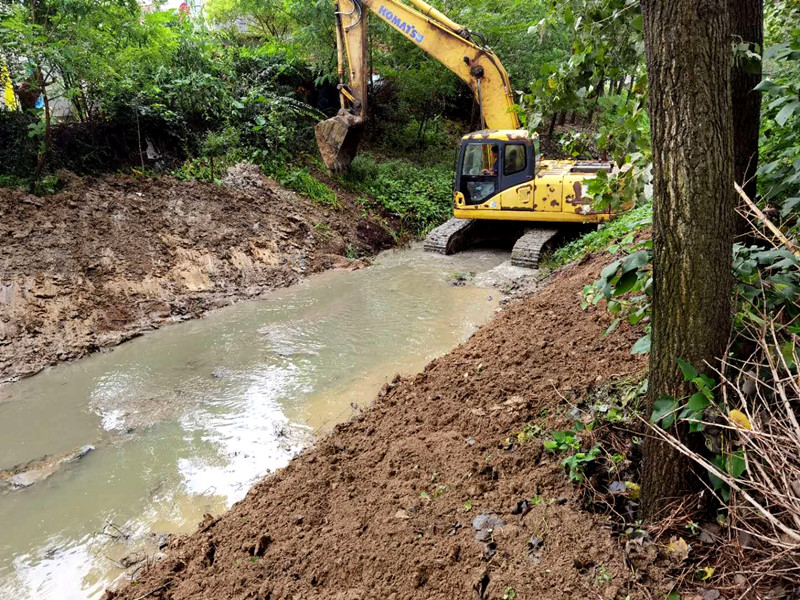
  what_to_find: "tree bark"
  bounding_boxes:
[730,0,763,207]
[640,0,736,519]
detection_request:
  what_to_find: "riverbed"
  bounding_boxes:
[0,246,511,600]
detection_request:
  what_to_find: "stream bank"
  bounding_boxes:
[0,167,396,382]
[106,254,663,600]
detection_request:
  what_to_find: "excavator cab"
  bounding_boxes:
[455,133,535,208]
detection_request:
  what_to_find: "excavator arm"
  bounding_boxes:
[316,0,521,171]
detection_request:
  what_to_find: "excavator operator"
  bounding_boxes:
[481,146,499,175]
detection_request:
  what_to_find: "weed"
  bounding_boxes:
[503,587,517,600]
[1,173,62,196]
[506,423,542,447]
[595,565,613,585]
[433,484,448,499]
[463,499,473,513]
[562,446,601,483]
[313,222,331,234]
[0,174,29,190]
[450,271,474,285]
[544,430,601,483]
[543,431,581,453]
[345,244,358,260]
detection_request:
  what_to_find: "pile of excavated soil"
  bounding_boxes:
[107,255,660,600]
[0,169,396,381]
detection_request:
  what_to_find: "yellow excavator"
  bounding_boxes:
[316,0,624,267]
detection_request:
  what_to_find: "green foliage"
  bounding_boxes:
[756,1,800,226]
[732,244,800,327]
[649,361,748,502]
[543,430,582,453]
[525,0,645,124]
[338,154,453,236]
[649,360,715,433]
[278,167,339,207]
[549,203,652,269]
[582,243,652,354]
[544,431,600,483]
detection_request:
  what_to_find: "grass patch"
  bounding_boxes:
[279,167,340,207]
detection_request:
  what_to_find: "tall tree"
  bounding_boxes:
[639,0,736,518]
[731,0,763,204]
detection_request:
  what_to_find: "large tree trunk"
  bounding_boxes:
[640,0,736,519]
[731,0,763,206]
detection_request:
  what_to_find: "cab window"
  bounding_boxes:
[460,143,498,205]
[504,144,526,176]
[462,143,499,176]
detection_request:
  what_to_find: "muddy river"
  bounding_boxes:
[0,246,512,599]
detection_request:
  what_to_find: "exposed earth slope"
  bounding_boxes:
[0,168,395,382]
[107,255,651,600]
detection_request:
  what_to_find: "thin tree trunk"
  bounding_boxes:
[31,63,52,193]
[546,112,557,153]
[590,76,605,124]
[640,0,736,519]
[730,0,763,218]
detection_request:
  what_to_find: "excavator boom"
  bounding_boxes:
[317,0,520,171]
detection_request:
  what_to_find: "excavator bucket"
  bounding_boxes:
[315,110,366,172]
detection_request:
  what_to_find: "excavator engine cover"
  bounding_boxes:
[315,110,366,172]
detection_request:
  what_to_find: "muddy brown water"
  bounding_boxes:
[0,245,509,600]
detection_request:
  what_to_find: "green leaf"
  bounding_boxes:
[632,334,651,355]
[754,79,784,94]
[775,101,800,126]
[614,270,639,296]
[621,250,650,274]
[726,450,746,479]
[686,392,709,412]
[651,396,678,426]
[601,260,622,280]
[676,358,698,381]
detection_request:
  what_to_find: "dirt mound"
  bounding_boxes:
[107,256,656,600]
[0,172,396,381]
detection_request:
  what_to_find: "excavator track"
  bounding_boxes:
[510,226,561,269]
[423,218,480,255]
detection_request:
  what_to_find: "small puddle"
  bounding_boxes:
[0,245,509,599]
